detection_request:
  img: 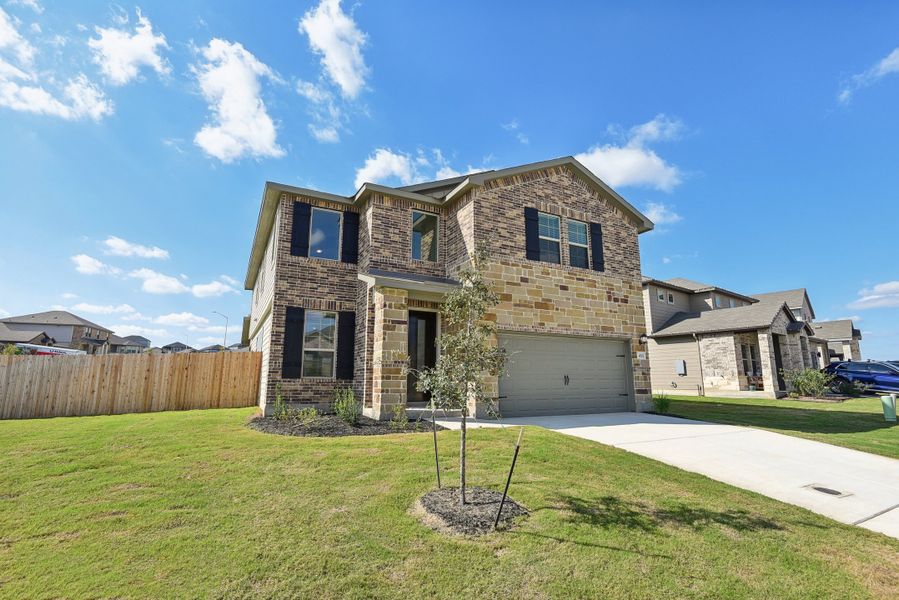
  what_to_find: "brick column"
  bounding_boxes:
[757,330,778,397]
[371,286,408,420]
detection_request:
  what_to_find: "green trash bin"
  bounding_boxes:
[881,395,897,423]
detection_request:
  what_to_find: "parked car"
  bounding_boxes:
[823,361,899,394]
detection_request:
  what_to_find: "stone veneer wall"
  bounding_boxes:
[370,287,408,419]
[470,166,650,412]
[698,333,741,392]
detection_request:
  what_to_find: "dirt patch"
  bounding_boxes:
[790,395,852,403]
[247,414,445,438]
[414,487,527,536]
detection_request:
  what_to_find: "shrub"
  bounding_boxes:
[833,377,866,398]
[782,369,833,398]
[333,385,361,426]
[1,344,22,356]
[652,394,671,414]
[272,383,290,421]
[297,407,319,425]
[388,405,409,431]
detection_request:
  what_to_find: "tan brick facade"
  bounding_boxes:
[248,162,652,417]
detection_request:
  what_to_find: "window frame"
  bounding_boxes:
[301,310,338,379]
[411,210,440,262]
[657,288,665,303]
[667,292,675,305]
[537,212,561,264]
[308,206,343,261]
[714,294,723,308]
[566,219,590,269]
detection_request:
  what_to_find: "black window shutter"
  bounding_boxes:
[282,307,305,378]
[524,207,540,261]
[341,211,359,264]
[336,311,356,380]
[590,222,605,272]
[291,202,312,257]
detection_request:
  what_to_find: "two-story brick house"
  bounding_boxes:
[244,157,654,419]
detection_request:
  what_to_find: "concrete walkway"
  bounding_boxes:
[436,412,899,540]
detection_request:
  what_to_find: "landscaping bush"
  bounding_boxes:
[832,377,867,398]
[652,394,671,414]
[388,405,409,431]
[297,407,319,425]
[332,385,361,426]
[782,369,833,398]
[1,343,22,355]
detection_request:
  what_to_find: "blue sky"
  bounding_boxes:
[0,1,896,356]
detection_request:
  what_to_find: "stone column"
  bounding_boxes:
[370,286,408,420]
[757,330,778,397]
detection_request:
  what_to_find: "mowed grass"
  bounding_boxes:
[665,395,899,459]
[1,409,898,599]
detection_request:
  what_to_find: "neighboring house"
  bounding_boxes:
[643,280,828,398]
[811,320,863,362]
[198,344,227,353]
[124,335,152,349]
[161,342,194,354]
[0,310,111,354]
[0,322,54,346]
[108,335,145,354]
[244,156,655,419]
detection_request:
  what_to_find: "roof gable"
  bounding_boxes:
[1,310,111,332]
[652,301,796,338]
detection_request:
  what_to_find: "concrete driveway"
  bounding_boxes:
[436,412,899,540]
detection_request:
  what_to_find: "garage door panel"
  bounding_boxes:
[498,333,631,417]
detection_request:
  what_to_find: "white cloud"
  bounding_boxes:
[220,274,239,286]
[299,0,368,99]
[0,307,9,317]
[829,315,862,322]
[191,279,236,298]
[661,257,672,264]
[88,8,169,86]
[354,148,420,189]
[296,79,344,143]
[128,267,189,294]
[196,335,223,345]
[501,119,529,144]
[70,302,136,315]
[109,323,168,339]
[296,79,330,103]
[848,281,899,310]
[104,235,169,259]
[188,324,226,334]
[61,292,77,300]
[192,38,283,163]
[643,202,683,226]
[0,7,35,65]
[575,114,684,192]
[154,312,208,327]
[71,254,120,275]
[839,47,899,104]
[7,0,42,14]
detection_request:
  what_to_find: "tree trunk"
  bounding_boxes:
[459,412,467,505]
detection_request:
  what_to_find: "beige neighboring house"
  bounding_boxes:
[811,320,863,363]
[0,310,111,354]
[108,335,145,354]
[643,279,829,398]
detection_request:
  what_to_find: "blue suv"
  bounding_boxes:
[824,361,899,394]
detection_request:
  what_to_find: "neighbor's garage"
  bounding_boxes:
[498,333,632,417]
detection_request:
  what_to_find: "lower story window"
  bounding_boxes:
[303,310,336,377]
[741,343,762,376]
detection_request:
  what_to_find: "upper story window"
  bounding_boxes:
[657,288,665,302]
[538,212,561,264]
[567,220,589,269]
[729,298,737,308]
[714,294,723,309]
[411,211,438,262]
[309,207,341,260]
[303,310,337,378]
[667,292,675,304]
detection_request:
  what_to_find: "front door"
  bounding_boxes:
[407,311,437,405]
[772,335,786,391]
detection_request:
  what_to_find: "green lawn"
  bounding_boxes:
[665,395,898,460]
[1,409,897,599]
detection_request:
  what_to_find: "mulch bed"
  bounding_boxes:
[791,394,852,403]
[414,487,528,536]
[248,414,445,437]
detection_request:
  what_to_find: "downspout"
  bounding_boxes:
[693,333,706,397]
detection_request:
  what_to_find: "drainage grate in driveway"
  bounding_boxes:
[803,483,853,499]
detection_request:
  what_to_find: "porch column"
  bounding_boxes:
[756,330,778,397]
[370,286,408,420]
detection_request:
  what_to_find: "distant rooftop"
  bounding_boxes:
[1,310,111,332]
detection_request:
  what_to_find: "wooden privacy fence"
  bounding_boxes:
[0,351,262,420]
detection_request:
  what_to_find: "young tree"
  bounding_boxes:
[413,246,507,505]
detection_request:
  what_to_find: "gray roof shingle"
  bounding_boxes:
[652,302,793,338]
[812,320,861,341]
[1,310,111,332]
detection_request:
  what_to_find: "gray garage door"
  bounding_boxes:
[498,333,631,417]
